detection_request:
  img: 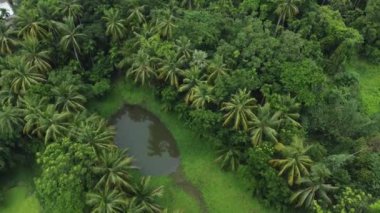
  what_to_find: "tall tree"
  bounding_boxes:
[290,164,338,208]
[181,0,203,9]
[127,6,146,24]
[0,105,24,138]
[250,103,282,146]
[129,177,164,213]
[23,104,71,144]
[72,114,116,155]
[20,37,52,73]
[156,11,176,39]
[179,66,203,104]
[15,9,48,39]
[102,8,127,42]
[52,84,86,113]
[93,149,136,189]
[55,17,86,62]
[207,54,229,82]
[127,50,157,85]
[158,54,184,88]
[0,23,17,55]
[1,59,45,94]
[275,0,301,33]
[86,188,126,213]
[221,89,256,130]
[190,82,214,109]
[270,137,313,186]
[175,36,193,61]
[57,0,82,20]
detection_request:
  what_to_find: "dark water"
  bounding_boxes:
[113,105,180,175]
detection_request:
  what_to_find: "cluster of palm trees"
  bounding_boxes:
[0,2,166,212]
[87,149,164,213]
[270,137,338,208]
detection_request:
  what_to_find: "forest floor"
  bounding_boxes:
[347,59,380,115]
[91,80,273,213]
[0,167,40,213]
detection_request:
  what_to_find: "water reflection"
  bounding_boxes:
[113,105,180,175]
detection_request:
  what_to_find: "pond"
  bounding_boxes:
[113,105,180,176]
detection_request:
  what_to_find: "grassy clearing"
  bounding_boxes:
[347,59,380,115]
[0,168,40,213]
[91,80,272,213]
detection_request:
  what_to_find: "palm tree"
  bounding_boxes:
[290,164,338,208]
[57,0,82,20]
[93,149,136,189]
[221,89,256,130]
[15,10,48,39]
[250,103,282,146]
[129,177,163,213]
[207,54,229,82]
[0,105,24,138]
[102,8,127,42]
[52,84,86,113]
[190,50,208,69]
[0,89,21,106]
[73,114,116,155]
[158,55,184,88]
[55,17,86,62]
[1,60,46,94]
[179,66,202,104]
[181,0,202,9]
[23,104,71,144]
[190,82,214,109]
[20,37,51,73]
[86,188,126,213]
[127,6,146,24]
[270,137,313,186]
[175,36,193,61]
[275,0,301,33]
[278,95,301,127]
[127,50,157,85]
[0,23,17,55]
[215,144,241,171]
[156,12,176,39]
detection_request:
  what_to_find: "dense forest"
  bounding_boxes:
[0,0,380,212]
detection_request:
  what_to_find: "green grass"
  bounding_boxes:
[151,176,201,212]
[91,80,273,213]
[347,59,380,115]
[0,168,40,213]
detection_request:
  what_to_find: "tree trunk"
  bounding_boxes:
[275,14,283,34]
[73,47,83,69]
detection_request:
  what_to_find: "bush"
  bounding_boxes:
[243,145,292,212]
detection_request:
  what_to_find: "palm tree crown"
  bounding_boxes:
[221,89,256,130]
[93,149,136,189]
[270,137,313,186]
[102,8,127,42]
[86,188,126,213]
[250,103,282,146]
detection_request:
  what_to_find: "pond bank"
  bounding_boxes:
[91,80,273,213]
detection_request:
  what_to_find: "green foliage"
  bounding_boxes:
[35,138,95,213]
[332,187,372,213]
[244,145,292,211]
[349,153,380,196]
[175,10,224,47]
[270,137,313,186]
[280,59,326,106]
[369,199,380,213]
